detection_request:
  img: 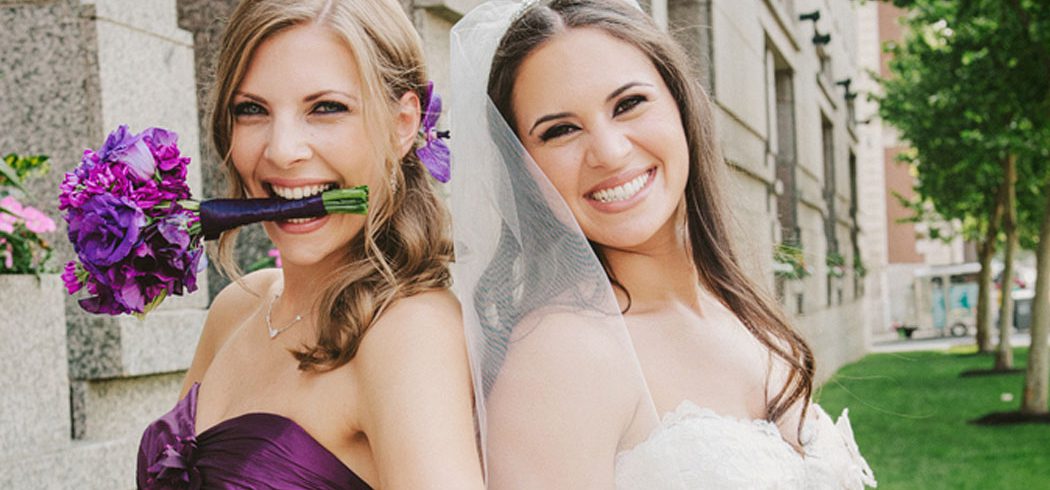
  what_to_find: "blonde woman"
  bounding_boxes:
[136,1,482,488]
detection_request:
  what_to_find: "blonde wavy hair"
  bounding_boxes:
[209,0,452,370]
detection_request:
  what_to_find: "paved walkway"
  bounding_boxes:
[871,330,1032,353]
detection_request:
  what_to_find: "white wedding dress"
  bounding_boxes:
[615,401,877,489]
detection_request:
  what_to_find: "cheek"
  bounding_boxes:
[530,147,582,203]
[230,128,263,181]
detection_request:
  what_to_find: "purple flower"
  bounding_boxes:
[416,81,450,183]
[142,128,189,173]
[78,280,124,315]
[62,261,84,295]
[67,194,146,268]
[99,125,156,180]
[61,124,367,317]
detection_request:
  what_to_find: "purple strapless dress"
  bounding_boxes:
[137,383,371,489]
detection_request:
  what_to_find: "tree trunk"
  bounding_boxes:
[995,155,1018,370]
[976,187,1005,353]
[1022,177,1050,414]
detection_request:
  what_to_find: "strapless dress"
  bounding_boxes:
[137,383,371,489]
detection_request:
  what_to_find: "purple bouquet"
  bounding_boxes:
[59,126,368,316]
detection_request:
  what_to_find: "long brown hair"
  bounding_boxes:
[488,0,814,424]
[209,0,452,370]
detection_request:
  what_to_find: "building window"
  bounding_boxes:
[822,116,839,306]
[771,49,800,247]
[849,151,863,298]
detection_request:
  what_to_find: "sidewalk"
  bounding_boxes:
[871,330,1032,353]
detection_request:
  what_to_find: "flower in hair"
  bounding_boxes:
[416,81,450,183]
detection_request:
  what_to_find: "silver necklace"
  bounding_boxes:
[265,293,303,339]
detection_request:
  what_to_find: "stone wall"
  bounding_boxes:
[1,1,206,487]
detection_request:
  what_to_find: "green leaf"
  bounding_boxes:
[0,158,25,193]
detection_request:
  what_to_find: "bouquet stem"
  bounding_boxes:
[184,186,368,240]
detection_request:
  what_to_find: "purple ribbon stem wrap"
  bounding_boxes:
[199,196,326,240]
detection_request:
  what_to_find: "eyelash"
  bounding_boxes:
[232,101,266,117]
[231,101,349,117]
[614,94,647,116]
[540,124,579,142]
[538,94,649,142]
[312,101,348,114]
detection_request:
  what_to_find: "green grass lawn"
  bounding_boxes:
[817,348,1050,490]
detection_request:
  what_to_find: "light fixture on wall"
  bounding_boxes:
[799,10,821,22]
[799,10,829,46]
[836,79,858,101]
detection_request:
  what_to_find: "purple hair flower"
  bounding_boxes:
[60,125,370,316]
[416,81,450,183]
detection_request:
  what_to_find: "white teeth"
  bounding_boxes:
[271,183,333,200]
[285,217,315,224]
[590,170,651,203]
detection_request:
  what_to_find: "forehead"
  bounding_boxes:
[238,23,362,96]
[512,27,660,113]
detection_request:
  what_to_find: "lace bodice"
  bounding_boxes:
[615,402,876,489]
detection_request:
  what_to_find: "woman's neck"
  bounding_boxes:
[600,218,702,313]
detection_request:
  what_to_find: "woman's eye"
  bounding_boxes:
[232,101,266,117]
[313,101,348,114]
[614,95,647,116]
[540,124,579,142]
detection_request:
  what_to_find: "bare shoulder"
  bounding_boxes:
[505,308,638,379]
[483,309,643,488]
[356,289,464,364]
[352,289,483,488]
[353,288,469,397]
[180,269,279,396]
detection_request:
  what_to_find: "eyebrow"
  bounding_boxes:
[527,81,655,136]
[232,90,358,104]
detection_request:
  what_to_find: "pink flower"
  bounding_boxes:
[20,205,56,234]
[268,248,282,268]
[1,196,23,234]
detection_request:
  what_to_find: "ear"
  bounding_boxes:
[394,90,421,158]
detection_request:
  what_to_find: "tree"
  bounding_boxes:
[881,0,1050,410]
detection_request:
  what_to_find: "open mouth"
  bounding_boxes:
[587,168,655,204]
[265,182,337,224]
[266,182,336,200]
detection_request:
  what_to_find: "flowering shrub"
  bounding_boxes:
[826,251,846,279]
[773,242,810,280]
[0,154,55,274]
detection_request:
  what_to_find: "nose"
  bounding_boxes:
[263,115,312,167]
[583,121,632,169]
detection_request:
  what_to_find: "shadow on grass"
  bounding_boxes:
[959,367,1025,377]
[970,411,1050,425]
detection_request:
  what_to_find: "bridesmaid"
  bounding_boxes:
[136,0,483,488]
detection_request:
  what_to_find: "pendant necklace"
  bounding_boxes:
[266,293,303,339]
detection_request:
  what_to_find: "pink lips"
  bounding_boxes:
[585,167,655,198]
[274,214,331,234]
[584,167,657,212]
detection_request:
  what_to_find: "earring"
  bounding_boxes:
[389,165,399,194]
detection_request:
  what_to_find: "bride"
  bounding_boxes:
[449,0,877,488]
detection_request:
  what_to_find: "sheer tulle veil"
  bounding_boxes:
[449,1,679,486]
